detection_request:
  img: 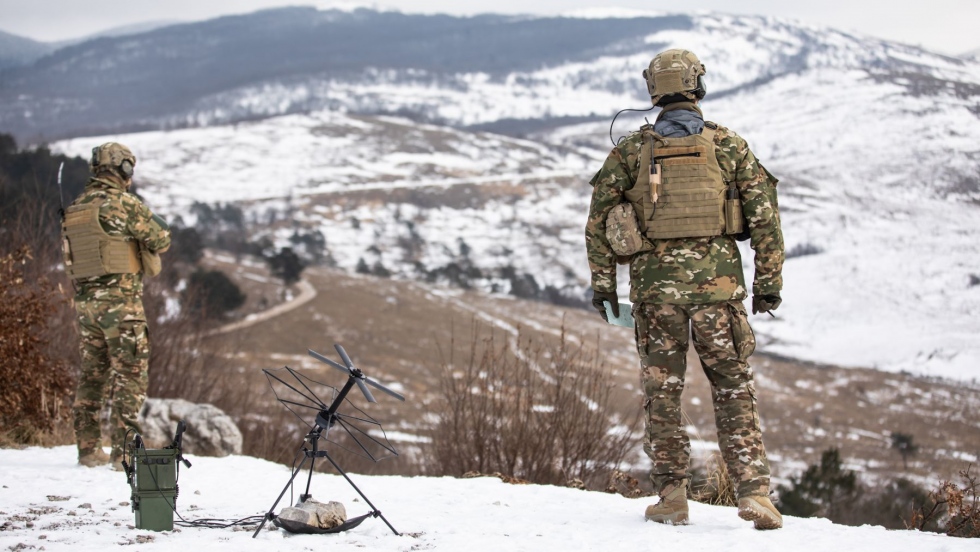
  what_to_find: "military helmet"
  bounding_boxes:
[643,49,707,105]
[90,142,136,179]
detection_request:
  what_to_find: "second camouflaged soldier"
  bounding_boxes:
[585,50,785,529]
[61,142,170,470]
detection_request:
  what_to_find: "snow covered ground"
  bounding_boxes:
[0,446,972,552]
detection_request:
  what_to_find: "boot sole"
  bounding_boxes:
[738,502,782,530]
[645,512,689,525]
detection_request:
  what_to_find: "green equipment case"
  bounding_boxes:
[131,447,179,531]
[125,421,191,532]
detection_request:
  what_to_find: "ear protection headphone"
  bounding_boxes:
[90,145,135,178]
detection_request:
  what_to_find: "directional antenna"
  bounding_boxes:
[254,343,407,538]
[308,347,406,402]
[262,366,397,462]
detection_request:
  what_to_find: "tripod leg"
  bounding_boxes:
[301,456,316,501]
[251,453,309,538]
[321,451,400,536]
[302,433,318,501]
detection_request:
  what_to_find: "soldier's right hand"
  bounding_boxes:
[752,294,782,314]
[591,290,619,322]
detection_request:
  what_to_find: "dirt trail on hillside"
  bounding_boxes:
[209,279,317,335]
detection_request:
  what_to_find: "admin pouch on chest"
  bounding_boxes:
[619,125,745,244]
[61,200,142,280]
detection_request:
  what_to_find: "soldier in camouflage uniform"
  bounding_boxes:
[62,142,170,469]
[585,50,784,529]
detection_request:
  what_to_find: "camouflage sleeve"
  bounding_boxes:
[123,194,172,253]
[733,138,784,296]
[586,145,633,293]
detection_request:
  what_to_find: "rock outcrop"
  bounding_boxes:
[138,398,242,456]
[278,499,347,530]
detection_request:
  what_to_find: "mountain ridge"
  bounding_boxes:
[0,29,54,71]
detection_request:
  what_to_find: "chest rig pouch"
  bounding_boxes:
[623,125,744,241]
[62,199,142,280]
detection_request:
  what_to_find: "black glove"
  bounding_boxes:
[591,290,619,322]
[752,294,782,314]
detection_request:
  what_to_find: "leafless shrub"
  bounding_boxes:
[0,247,75,444]
[907,465,980,538]
[428,322,638,489]
[142,279,243,407]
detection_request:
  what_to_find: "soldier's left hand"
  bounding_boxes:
[752,294,782,314]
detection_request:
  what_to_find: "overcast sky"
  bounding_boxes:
[1,0,977,56]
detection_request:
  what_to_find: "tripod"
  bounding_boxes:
[252,346,405,538]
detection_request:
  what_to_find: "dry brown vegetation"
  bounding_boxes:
[428,323,637,488]
[908,466,980,538]
[690,455,738,507]
[0,247,75,444]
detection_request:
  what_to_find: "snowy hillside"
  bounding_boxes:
[0,446,972,551]
[55,111,598,297]
[50,9,980,381]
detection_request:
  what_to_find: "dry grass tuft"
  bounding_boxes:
[691,454,737,507]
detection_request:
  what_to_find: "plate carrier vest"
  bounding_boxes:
[624,123,744,240]
[61,199,142,280]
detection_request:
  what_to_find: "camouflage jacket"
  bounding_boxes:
[71,177,171,299]
[586,105,784,304]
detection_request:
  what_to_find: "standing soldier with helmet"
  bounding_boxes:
[61,142,170,470]
[585,50,785,529]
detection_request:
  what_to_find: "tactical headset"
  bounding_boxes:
[90,144,135,178]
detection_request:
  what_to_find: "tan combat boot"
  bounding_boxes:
[78,449,110,467]
[738,495,783,530]
[645,480,689,525]
[110,454,126,472]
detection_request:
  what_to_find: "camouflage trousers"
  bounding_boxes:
[633,300,770,498]
[72,294,150,459]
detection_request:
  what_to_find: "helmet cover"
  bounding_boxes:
[90,142,136,178]
[643,49,707,105]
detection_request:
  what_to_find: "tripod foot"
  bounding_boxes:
[251,512,277,538]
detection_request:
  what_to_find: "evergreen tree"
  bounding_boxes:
[355,257,371,274]
[891,432,919,470]
[170,226,204,265]
[268,247,305,285]
[777,448,857,520]
[183,269,246,318]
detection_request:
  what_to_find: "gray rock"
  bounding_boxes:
[138,398,242,456]
[278,499,346,530]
